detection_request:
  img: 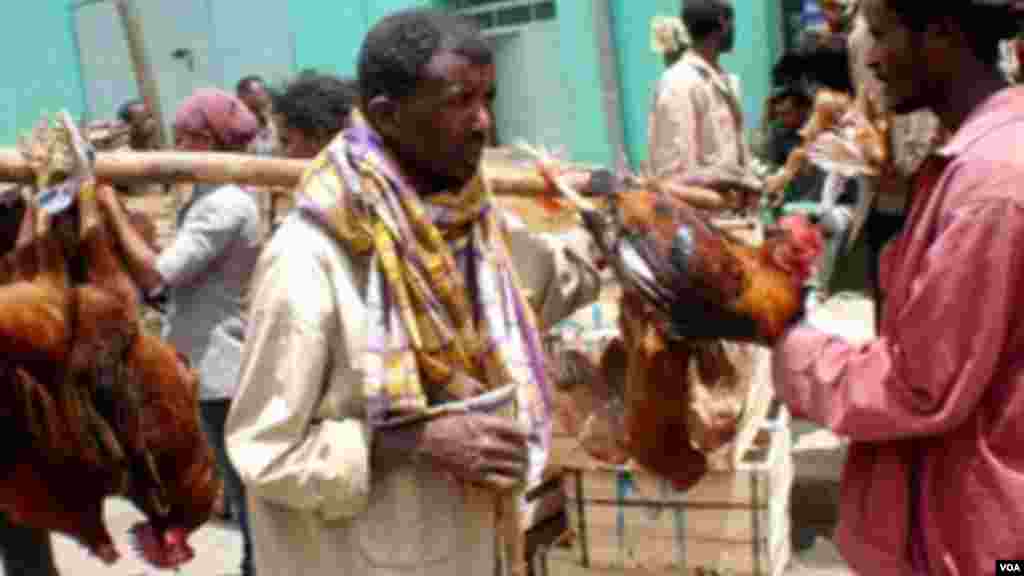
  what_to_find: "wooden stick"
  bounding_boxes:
[96,150,308,188]
[0,149,564,196]
[712,218,758,231]
[0,149,306,188]
[662,184,728,210]
[487,162,560,199]
[0,146,740,212]
[115,0,168,149]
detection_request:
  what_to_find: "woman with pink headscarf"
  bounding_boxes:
[97,88,262,576]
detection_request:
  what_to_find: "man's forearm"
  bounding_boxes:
[103,199,164,294]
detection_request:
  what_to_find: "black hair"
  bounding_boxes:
[773,84,813,109]
[117,98,144,123]
[357,8,492,105]
[806,43,854,93]
[886,2,1019,66]
[773,43,853,94]
[681,0,733,42]
[271,74,359,139]
[236,75,266,96]
[773,51,806,87]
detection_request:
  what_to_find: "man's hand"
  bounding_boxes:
[94,183,123,217]
[91,183,165,294]
[418,413,529,491]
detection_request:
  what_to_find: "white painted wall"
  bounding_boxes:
[488,21,574,153]
[73,0,294,133]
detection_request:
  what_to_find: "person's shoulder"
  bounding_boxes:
[662,56,700,82]
[201,183,261,222]
[942,140,1024,210]
[655,57,703,101]
[261,212,358,280]
[201,183,253,204]
[264,212,329,252]
[248,214,351,327]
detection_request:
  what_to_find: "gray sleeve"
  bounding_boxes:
[156,189,246,288]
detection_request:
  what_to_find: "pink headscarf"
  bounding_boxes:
[173,88,260,151]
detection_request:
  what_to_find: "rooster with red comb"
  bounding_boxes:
[525,144,824,490]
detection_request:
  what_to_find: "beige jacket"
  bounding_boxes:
[648,51,749,174]
[225,208,600,576]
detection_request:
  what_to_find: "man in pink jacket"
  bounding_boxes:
[772,1,1024,574]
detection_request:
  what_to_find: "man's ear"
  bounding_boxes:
[365,95,402,141]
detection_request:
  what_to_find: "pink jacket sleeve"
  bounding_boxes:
[772,200,1024,441]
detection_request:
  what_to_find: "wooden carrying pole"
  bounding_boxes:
[0,149,549,194]
[0,148,730,208]
[0,150,306,189]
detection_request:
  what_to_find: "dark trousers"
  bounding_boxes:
[200,399,252,576]
[0,512,59,576]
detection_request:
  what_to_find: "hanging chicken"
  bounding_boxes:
[0,113,218,569]
[525,145,823,489]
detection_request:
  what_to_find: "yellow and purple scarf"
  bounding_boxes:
[295,122,551,456]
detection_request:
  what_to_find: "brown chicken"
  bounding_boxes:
[0,178,217,569]
[537,160,822,490]
[608,185,823,345]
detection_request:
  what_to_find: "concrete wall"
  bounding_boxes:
[301,0,784,168]
[3,1,782,164]
[287,0,434,78]
[211,0,295,88]
[0,3,83,145]
[609,0,679,169]
[289,1,615,165]
[552,2,616,165]
[722,0,784,142]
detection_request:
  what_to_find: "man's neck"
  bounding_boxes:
[693,43,721,72]
[383,147,457,197]
[409,173,450,197]
[933,64,1008,133]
